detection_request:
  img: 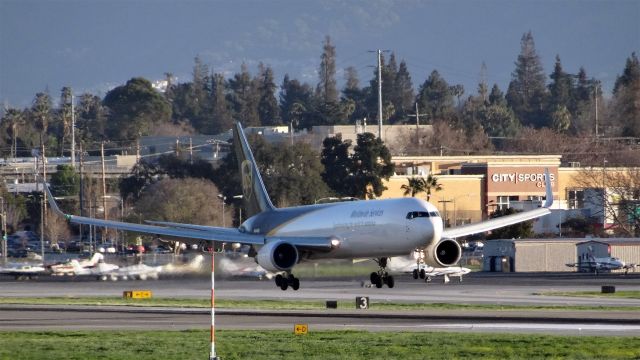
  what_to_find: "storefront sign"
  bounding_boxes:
[490,172,555,188]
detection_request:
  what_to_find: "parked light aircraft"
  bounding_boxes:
[566,256,637,274]
[219,256,273,280]
[50,253,106,276]
[387,254,471,283]
[0,263,46,280]
[45,122,553,291]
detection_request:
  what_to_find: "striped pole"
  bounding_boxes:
[209,249,219,360]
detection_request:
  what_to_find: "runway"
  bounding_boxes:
[1,273,639,335]
[0,305,638,336]
[2,272,640,307]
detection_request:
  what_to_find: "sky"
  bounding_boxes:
[1,0,638,108]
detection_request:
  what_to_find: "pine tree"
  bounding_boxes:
[228,63,260,127]
[416,70,455,123]
[612,52,640,137]
[280,74,313,129]
[210,73,233,134]
[394,60,414,123]
[506,31,548,128]
[257,64,281,126]
[316,35,338,104]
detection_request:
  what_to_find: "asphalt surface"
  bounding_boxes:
[1,272,639,335]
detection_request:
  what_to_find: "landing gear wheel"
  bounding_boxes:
[386,275,395,288]
[292,278,300,290]
[280,280,288,291]
[370,272,380,284]
[275,274,283,287]
[419,269,426,279]
[412,269,418,279]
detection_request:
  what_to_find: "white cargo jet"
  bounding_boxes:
[45,122,553,291]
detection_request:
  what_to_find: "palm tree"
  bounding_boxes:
[2,107,25,158]
[402,175,443,200]
[424,174,442,201]
[401,177,427,197]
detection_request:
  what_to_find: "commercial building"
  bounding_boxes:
[382,155,638,234]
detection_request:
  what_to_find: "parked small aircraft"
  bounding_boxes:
[0,263,46,280]
[219,256,273,280]
[50,253,106,276]
[388,254,471,283]
[566,256,637,274]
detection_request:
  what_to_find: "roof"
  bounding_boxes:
[577,239,640,246]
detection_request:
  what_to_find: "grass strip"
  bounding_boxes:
[0,329,638,360]
[1,296,639,312]
[540,291,640,299]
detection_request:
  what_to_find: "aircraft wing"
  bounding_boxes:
[44,181,334,249]
[442,169,554,239]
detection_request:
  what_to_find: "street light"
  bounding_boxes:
[233,195,243,224]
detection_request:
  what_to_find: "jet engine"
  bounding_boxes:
[255,240,299,273]
[422,238,461,267]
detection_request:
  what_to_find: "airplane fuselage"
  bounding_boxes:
[240,197,443,260]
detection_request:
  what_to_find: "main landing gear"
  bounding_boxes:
[370,257,394,288]
[275,273,300,291]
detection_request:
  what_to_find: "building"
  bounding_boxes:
[381,155,639,234]
[482,239,583,272]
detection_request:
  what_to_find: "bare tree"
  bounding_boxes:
[572,168,640,236]
[134,178,231,253]
[45,211,71,250]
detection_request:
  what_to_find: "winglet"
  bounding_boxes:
[542,168,554,208]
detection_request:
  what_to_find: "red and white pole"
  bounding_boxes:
[209,248,219,360]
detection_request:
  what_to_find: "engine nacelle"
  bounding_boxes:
[255,240,299,272]
[423,238,462,267]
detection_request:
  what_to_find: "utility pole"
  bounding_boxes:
[41,142,47,227]
[71,93,76,168]
[377,49,383,140]
[1,197,6,265]
[79,143,84,238]
[594,82,600,138]
[438,199,452,227]
[101,142,107,241]
[407,102,426,127]
[369,49,390,141]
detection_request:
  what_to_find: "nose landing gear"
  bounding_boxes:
[370,257,394,288]
[275,273,300,291]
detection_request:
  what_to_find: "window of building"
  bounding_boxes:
[495,195,519,210]
[567,189,585,209]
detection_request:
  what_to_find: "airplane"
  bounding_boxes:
[387,254,471,283]
[0,263,46,280]
[69,258,120,281]
[44,122,554,291]
[218,256,274,280]
[566,256,637,274]
[50,253,106,276]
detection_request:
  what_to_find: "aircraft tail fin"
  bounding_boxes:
[233,122,275,218]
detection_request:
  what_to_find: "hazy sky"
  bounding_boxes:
[1,0,638,107]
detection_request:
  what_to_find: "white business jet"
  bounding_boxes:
[45,122,553,291]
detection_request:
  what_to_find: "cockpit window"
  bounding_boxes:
[429,211,440,217]
[406,211,430,219]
